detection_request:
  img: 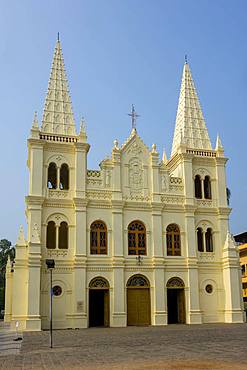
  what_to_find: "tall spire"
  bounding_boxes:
[171,61,212,156]
[41,38,76,136]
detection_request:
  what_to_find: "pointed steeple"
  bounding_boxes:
[162,148,168,163]
[215,134,223,151]
[41,38,76,136]
[171,60,212,156]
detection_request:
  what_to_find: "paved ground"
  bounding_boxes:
[0,322,22,357]
[0,324,247,369]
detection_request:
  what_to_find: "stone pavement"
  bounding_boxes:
[0,323,247,369]
[0,321,22,357]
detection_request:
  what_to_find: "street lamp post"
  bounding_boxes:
[45,259,55,348]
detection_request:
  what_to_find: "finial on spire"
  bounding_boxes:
[215,133,224,152]
[185,54,188,64]
[128,104,140,131]
[32,111,39,129]
[162,148,167,163]
[78,116,87,143]
[57,32,60,42]
[80,117,86,133]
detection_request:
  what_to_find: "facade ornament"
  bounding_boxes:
[31,223,40,243]
[89,277,109,288]
[78,116,87,142]
[16,225,26,246]
[224,230,236,250]
[129,159,143,192]
[80,117,86,133]
[215,134,224,152]
[127,276,149,287]
[113,139,119,149]
[161,174,169,192]
[167,277,185,288]
[32,111,39,129]
[162,148,167,163]
[105,170,111,187]
[127,142,142,155]
[151,143,157,153]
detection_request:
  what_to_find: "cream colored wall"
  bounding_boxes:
[5,128,244,331]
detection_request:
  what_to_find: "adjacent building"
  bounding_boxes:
[235,232,247,306]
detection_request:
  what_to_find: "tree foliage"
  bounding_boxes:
[0,239,14,286]
[0,239,14,310]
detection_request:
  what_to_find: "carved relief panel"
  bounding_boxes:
[129,158,143,194]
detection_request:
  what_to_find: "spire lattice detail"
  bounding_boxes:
[41,39,76,136]
[171,62,212,156]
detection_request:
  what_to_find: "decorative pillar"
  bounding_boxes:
[153,268,166,325]
[72,199,88,328]
[57,167,60,189]
[25,223,42,331]
[222,232,244,323]
[111,203,125,327]
[184,209,202,324]
[4,257,13,322]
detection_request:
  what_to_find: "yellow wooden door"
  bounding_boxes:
[178,289,185,324]
[127,288,150,326]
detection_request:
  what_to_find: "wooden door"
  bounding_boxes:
[127,288,150,326]
[178,289,185,324]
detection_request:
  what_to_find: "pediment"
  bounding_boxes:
[121,129,150,161]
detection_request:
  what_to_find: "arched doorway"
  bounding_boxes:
[89,277,109,327]
[167,277,186,324]
[127,275,151,326]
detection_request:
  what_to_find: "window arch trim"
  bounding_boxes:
[166,223,181,256]
[89,276,109,289]
[194,174,202,199]
[128,220,147,256]
[127,274,150,287]
[90,220,108,255]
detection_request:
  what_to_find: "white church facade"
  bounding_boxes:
[4,39,244,331]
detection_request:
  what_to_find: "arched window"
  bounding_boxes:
[204,176,212,199]
[47,163,57,189]
[205,228,213,252]
[195,175,202,199]
[59,221,68,249]
[90,221,107,254]
[128,221,146,255]
[197,227,204,252]
[60,163,69,190]
[166,224,181,256]
[46,221,56,249]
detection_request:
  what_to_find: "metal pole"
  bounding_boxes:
[50,268,53,348]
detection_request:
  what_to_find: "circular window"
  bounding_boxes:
[53,285,62,296]
[205,284,213,294]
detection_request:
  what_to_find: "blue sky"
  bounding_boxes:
[0,0,246,243]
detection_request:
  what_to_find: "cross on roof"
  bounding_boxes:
[128,104,140,130]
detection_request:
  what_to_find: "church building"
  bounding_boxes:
[4,39,244,330]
